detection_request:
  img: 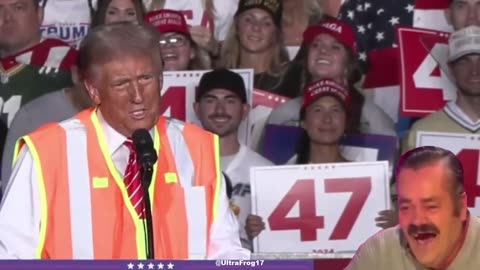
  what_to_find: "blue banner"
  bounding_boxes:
[262,124,398,165]
[0,260,313,270]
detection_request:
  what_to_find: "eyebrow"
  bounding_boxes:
[202,94,240,100]
[398,197,440,204]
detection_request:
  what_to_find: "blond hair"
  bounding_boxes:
[218,18,289,76]
[282,0,323,26]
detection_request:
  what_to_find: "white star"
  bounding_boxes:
[389,16,400,26]
[405,4,414,13]
[138,263,144,270]
[376,32,385,41]
[357,25,366,34]
[148,263,154,270]
[157,263,164,269]
[377,8,384,15]
[367,23,373,29]
[128,263,134,270]
[392,43,398,48]
[359,52,367,61]
[347,10,355,20]
[167,263,174,269]
[364,2,372,11]
[356,4,363,12]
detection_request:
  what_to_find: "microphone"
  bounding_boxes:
[132,129,157,259]
[132,129,158,169]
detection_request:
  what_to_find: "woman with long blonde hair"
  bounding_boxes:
[282,0,323,59]
[218,0,291,96]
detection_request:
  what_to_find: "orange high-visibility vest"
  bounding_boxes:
[13,108,223,259]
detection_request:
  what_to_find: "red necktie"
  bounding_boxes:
[124,139,145,218]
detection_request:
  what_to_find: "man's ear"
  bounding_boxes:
[84,80,101,106]
[241,104,250,121]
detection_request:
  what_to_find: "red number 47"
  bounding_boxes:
[267,177,372,241]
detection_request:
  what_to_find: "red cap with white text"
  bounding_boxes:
[303,79,351,109]
[303,18,357,53]
[144,9,189,36]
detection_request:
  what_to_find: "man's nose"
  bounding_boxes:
[411,208,428,225]
[130,82,144,103]
[214,100,226,113]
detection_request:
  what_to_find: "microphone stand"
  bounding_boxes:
[142,164,155,259]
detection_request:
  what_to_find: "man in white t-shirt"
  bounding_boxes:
[194,68,273,251]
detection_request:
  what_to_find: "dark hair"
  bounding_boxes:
[396,146,465,199]
[89,0,146,28]
[295,95,349,165]
[77,21,162,81]
[293,15,364,134]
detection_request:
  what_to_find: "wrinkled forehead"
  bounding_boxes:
[397,164,453,199]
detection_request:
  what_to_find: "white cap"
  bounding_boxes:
[449,25,480,62]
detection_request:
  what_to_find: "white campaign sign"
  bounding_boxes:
[413,43,456,101]
[413,10,453,33]
[416,132,480,216]
[161,69,254,145]
[251,161,390,255]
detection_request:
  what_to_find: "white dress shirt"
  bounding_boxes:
[0,110,249,259]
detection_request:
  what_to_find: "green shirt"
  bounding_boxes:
[0,63,72,163]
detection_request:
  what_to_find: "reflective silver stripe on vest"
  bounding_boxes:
[166,119,195,186]
[183,186,208,259]
[165,119,207,258]
[60,120,94,258]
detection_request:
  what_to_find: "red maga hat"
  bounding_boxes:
[303,79,351,109]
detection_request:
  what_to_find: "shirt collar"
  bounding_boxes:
[95,108,156,155]
[447,101,480,125]
[96,109,128,156]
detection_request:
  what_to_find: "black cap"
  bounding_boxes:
[235,0,282,27]
[196,69,247,103]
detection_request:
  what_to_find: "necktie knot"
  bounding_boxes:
[124,138,135,153]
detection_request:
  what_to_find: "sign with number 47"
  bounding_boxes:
[250,161,390,255]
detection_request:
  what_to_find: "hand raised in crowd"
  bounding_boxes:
[245,214,266,240]
[188,25,220,56]
[374,209,398,229]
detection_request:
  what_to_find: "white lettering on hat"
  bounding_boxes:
[322,22,342,34]
[307,80,348,100]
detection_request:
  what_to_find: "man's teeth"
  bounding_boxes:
[413,233,437,244]
[212,118,229,123]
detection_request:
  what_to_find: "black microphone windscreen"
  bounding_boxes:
[132,129,158,165]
